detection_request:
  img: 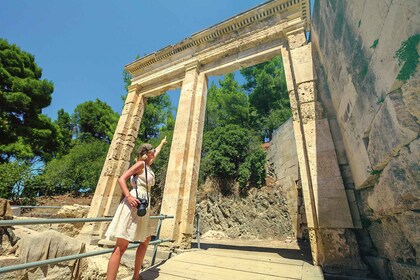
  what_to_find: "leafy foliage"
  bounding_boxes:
[395,34,420,81]
[0,160,33,200]
[72,99,119,143]
[35,139,109,195]
[0,38,60,162]
[54,109,73,156]
[201,56,291,194]
[202,124,253,194]
[205,73,249,131]
[240,55,291,141]
[238,147,266,192]
[139,94,173,141]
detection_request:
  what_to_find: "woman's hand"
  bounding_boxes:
[126,195,140,208]
[161,136,167,145]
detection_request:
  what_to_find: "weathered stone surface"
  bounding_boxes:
[320,228,367,275]
[389,261,420,280]
[368,92,419,170]
[196,186,293,240]
[18,230,86,280]
[369,0,420,95]
[289,44,317,85]
[401,69,420,122]
[395,211,420,264]
[364,256,393,280]
[367,139,420,217]
[341,125,376,189]
[368,217,415,264]
[313,0,420,277]
[297,81,317,103]
[53,204,90,237]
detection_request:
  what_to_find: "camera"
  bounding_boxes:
[136,198,149,217]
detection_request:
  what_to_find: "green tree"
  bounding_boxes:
[72,99,119,143]
[201,124,265,195]
[54,109,73,156]
[240,55,291,141]
[139,94,173,141]
[0,160,33,200]
[238,147,266,192]
[36,139,109,195]
[0,38,60,162]
[205,73,249,131]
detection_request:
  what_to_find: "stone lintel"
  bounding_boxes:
[131,22,291,90]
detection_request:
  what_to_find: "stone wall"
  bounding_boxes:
[266,118,307,239]
[312,0,420,278]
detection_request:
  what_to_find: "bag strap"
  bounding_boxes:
[134,162,150,203]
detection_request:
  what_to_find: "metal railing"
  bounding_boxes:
[0,214,174,274]
[17,205,62,209]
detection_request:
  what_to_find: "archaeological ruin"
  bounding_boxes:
[82,0,420,278]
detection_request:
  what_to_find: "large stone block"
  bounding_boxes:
[369,0,420,95]
[290,44,317,85]
[320,228,367,275]
[368,216,416,263]
[297,81,317,103]
[341,124,376,189]
[401,69,420,122]
[364,256,393,280]
[389,261,420,280]
[396,211,420,264]
[328,119,348,165]
[368,92,419,170]
[367,139,420,217]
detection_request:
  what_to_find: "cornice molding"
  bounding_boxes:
[125,0,309,76]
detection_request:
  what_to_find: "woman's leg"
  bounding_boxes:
[107,238,129,280]
[133,236,151,280]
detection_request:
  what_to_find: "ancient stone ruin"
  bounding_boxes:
[82,0,419,278]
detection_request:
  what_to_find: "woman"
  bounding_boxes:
[106,136,167,280]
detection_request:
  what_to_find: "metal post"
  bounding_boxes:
[0,239,172,274]
[196,211,200,249]
[151,218,163,266]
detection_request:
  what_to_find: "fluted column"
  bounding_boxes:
[160,62,208,248]
[81,84,146,243]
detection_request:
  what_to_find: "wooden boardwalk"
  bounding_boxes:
[139,242,324,280]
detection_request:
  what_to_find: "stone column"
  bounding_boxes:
[81,84,146,243]
[160,62,208,248]
[282,28,363,273]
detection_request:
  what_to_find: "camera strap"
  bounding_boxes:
[134,162,150,205]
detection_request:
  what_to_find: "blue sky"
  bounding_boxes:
[1,1,312,120]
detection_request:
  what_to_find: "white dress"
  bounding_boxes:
[105,165,155,242]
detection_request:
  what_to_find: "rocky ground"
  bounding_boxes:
[1,185,295,279]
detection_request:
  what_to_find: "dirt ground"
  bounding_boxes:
[19,194,93,217]
[34,194,93,206]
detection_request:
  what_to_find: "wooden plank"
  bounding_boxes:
[169,251,303,279]
[145,258,299,280]
[196,248,306,266]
